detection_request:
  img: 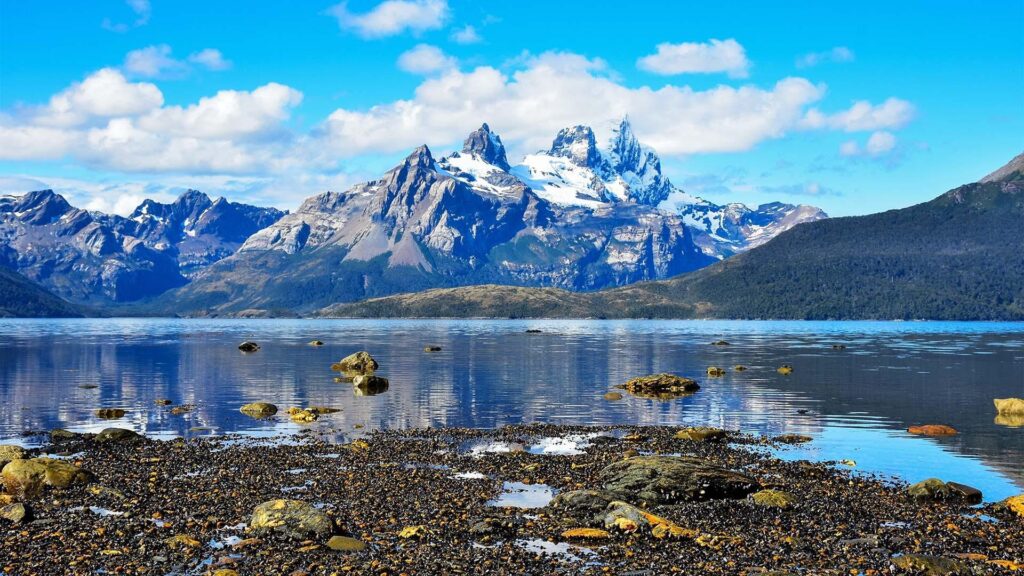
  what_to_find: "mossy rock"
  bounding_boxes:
[334,351,379,376]
[95,428,142,443]
[618,374,700,400]
[599,455,759,505]
[0,445,26,469]
[250,499,333,540]
[2,457,93,495]
[240,402,278,418]
[892,554,968,575]
[675,427,729,442]
[750,489,797,509]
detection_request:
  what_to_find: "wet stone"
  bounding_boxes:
[238,341,260,352]
[250,499,333,540]
[240,402,278,418]
[95,428,142,443]
[599,455,759,505]
[618,373,700,400]
[94,408,126,419]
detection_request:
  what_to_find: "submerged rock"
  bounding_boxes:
[2,457,93,494]
[95,428,142,443]
[775,434,813,444]
[250,499,333,540]
[95,408,126,419]
[617,374,700,400]
[706,367,726,377]
[907,424,958,436]
[710,340,730,346]
[309,340,324,346]
[240,402,278,418]
[424,346,442,352]
[733,365,748,371]
[603,392,623,401]
[777,365,793,375]
[287,408,319,423]
[238,341,260,352]
[994,398,1024,415]
[353,375,389,396]
[154,399,172,406]
[599,455,759,505]
[995,413,1024,427]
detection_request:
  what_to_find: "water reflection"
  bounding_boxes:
[0,318,1021,500]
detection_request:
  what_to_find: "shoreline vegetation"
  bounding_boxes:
[2,424,1022,575]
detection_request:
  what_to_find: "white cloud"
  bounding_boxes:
[840,130,898,157]
[796,46,855,68]
[102,0,151,32]
[138,83,303,139]
[0,69,303,174]
[123,44,188,78]
[397,44,458,74]
[321,52,824,158]
[637,39,749,78]
[451,24,481,44]
[188,49,232,71]
[326,0,449,38]
[34,68,164,127]
[802,97,915,132]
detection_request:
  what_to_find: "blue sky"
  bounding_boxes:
[0,0,1021,216]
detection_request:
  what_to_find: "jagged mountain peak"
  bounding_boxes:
[607,117,642,173]
[549,125,604,169]
[462,123,511,171]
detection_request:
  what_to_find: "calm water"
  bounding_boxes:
[0,319,1022,501]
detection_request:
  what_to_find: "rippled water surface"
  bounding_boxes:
[0,319,1021,500]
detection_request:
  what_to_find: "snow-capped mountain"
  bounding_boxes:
[0,190,284,303]
[168,126,714,314]
[441,118,825,258]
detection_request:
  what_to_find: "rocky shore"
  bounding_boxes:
[1,425,1022,575]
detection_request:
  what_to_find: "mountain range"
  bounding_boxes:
[0,119,822,316]
[0,189,284,305]
[324,152,1024,320]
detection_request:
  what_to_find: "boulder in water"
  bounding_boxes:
[240,402,278,418]
[94,408,126,419]
[238,341,260,352]
[777,365,793,375]
[617,374,700,400]
[907,478,982,504]
[907,424,958,436]
[424,346,442,352]
[994,398,1024,415]
[250,499,333,540]
[334,351,379,376]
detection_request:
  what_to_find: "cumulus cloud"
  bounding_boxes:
[397,44,458,74]
[123,45,189,78]
[327,0,449,38]
[102,0,151,32]
[451,24,481,44]
[0,69,303,174]
[796,46,855,68]
[188,48,232,71]
[34,68,164,127]
[802,97,915,132]
[637,39,749,78]
[840,130,898,158]
[321,51,823,158]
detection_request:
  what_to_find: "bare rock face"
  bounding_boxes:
[599,456,759,505]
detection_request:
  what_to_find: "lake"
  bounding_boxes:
[0,318,1021,501]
